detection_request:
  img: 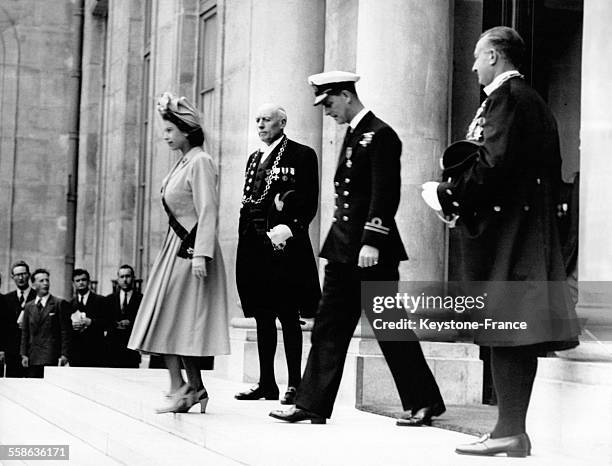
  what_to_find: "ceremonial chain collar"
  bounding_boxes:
[242,136,288,205]
[484,70,524,96]
[466,72,524,141]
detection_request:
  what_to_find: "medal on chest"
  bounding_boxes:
[242,138,288,205]
[466,100,487,142]
[345,147,353,168]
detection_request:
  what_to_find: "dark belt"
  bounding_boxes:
[162,197,196,259]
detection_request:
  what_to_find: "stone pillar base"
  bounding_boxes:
[217,319,483,408]
[356,341,483,408]
[211,317,315,387]
[528,358,612,462]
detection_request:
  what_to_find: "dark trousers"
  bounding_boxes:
[1,353,25,377]
[26,365,44,378]
[255,312,303,389]
[490,345,538,438]
[106,340,141,368]
[296,262,445,418]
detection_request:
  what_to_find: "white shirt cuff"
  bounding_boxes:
[421,181,442,211]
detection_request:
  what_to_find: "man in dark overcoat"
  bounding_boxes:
[271,71,445,425]
[20,269,71,378]
[69,268,108,367]
[235,103,321,404]
[0,261,36,377]
[422,27,580,457]
[105,264,142,368]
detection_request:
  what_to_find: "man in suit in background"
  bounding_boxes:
[271,71,445,425]
[20,269,71,378]
[0,261,36,377]
[70,268,108,367]
[235,103,320,404]
[105,264,142,368]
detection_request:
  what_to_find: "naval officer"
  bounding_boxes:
[270,71,445,425]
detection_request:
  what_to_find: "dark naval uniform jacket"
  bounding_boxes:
[436,76,580,349]
[236,135,321,318]
[320,111,408,265]
[20,295,72,366]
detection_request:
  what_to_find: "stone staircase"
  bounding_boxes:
[0,368,588,465]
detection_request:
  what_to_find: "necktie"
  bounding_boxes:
[36,299,43,311]
[121,293,128,314]
[19,292,25,308]
[254,149,264,171]
[343,126,353,148]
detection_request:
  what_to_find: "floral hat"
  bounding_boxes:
[156,92,201,131]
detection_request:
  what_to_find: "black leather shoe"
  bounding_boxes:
[269,406,326,424]
[280,386,297,405]
[395,403,445,426]
[234,384,279,400]
[455,433,531,457]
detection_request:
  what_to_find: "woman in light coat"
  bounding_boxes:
[129,93,229,413]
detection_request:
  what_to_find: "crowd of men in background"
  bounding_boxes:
[0,261,143,378]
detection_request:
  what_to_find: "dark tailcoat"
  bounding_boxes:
[320,111,408,264]
[20,295,72,366]
[104,291,142,367]
[296,112,444,418]
[236,136,321,318]
[437,77,580,348]
[70,292,109,367]
[1,288,36,376]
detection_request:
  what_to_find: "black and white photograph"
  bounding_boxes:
[0,0,608,465]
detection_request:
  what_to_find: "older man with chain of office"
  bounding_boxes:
[235,103,321,405]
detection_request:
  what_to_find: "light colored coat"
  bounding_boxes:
[128,147,230,357]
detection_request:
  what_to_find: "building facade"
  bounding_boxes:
[1,0,611,460]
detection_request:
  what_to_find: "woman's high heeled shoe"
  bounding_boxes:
[156,385,194,414]
[163,383,189,399]
[195,389,209,413]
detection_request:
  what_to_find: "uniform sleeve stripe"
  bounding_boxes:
[364,222,390,232]
[364,225,390,235]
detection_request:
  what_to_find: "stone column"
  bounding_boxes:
[76,0,105,280]
[223,0,325,319]
[527,5,612,462]
[571,0,612,356]
[0,0,78,295]
[246,0,325,161]
[317,0,482,409]
[93,1,143,293]
[355,0,451,282]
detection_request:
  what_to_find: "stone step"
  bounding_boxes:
[0,394,120,465]
[41,368,584,466]
[0,377,240,466]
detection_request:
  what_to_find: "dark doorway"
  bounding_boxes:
[482,0,583,181]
